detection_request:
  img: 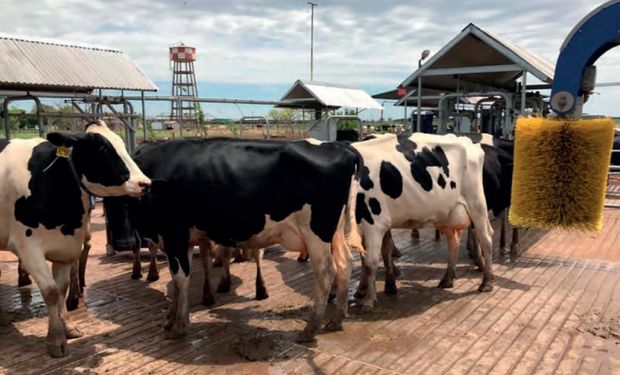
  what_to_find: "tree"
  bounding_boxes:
[267,108,300,124]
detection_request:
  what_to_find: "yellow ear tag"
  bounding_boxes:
[56,146,72,158]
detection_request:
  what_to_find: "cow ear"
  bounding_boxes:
[47,132,81,147]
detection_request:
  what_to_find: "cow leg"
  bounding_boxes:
[19,250,69,357]
[434,229,441,241]
[510,228,520,258]
[470,210,494,292]
[198,242,215,306]
[360,231,383,311]
[354,255,368,299]
[382,232,398,295]
[325,227,351,332]
[131,247,142,280]
[52,263,82,340]
[410,228,420,243]
[78,236,91,293]
[296,240,334,343]
[17,260,32,287]
[165,243,193,339]
[438,229,461,288]
[216,246,232,293]
[499,210,508,255]
[255,249,269,300]
[65,262,80,311]
[146,243,160,282]
[467,226,484,271]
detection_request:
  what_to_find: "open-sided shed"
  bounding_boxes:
[0,33,157,147]
[392,23,555,135]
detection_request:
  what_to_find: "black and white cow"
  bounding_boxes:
[0,121,151,357]
[350,133,494,309]
[411,133,517,258]
[104,138,363,342]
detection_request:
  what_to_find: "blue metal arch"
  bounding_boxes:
[551,0,620,115]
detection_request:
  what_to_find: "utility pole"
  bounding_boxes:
[308,2,318,81]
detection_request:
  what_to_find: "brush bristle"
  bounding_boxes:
[509,117,615,231]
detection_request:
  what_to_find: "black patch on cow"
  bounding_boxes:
[0,140,9,154]
[379,161,403,199]
[450,181,457,189]
[468,133,483,144]
[74,134,130,187]
[395,134,417,160]
[360,166,374,190]
[437,174,447,189]
[105,138,363,277]
[395,135,451,192]
[480,143,514,216]
[368,197,381,216]
[355,193,374,225]
[25,229,32,237]
[14,142,85,235]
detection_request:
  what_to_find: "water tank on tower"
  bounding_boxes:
[170,43,199,129]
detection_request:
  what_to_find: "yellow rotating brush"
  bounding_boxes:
[509,117,615,231]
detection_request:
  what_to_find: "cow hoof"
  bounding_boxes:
[385,281,398,295]
[255,288,269,301]
[295,331,317,344]
[212,259,223,268]
[47,340,68,358]
[438,279,454,289]
[216,281,231,294]
[202,295,215,306]
[130,272,142,280]
[478,283,493,292]
[324,320,343,332]
[510,246,520,258]
[65,326,83,339]
[146,273,159,282]
[18,277,32,287]
[297,254,309,263]
[65,297,79,312]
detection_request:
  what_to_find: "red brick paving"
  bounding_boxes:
[1,196,619,374]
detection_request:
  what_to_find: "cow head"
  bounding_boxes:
[47,121,151,197]
[103,180,163,251]
[104,196,140,251]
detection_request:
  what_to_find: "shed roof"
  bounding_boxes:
[399,23,555,92]
[373,87,483,108]
[277,80,383,110]
[0,34,157,93]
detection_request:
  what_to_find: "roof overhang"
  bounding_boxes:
[0,33,158,93]
[399,23,555,92]
[277,80,383,110]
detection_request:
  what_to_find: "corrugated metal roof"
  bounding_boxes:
[0,34,157,92]
[400,23,555,90]
[278,80,383,110]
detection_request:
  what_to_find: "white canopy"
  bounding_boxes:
[278,80,383,110]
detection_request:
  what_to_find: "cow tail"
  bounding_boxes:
[345,177,365,256]
[340,143,365,255]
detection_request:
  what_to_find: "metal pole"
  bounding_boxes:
[416,77,422,133]
[520,71,527,116]
[2,99,9,140]
[308,2,318,81]
[141,91,147,141]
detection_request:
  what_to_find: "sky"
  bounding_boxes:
[2,0,620,119]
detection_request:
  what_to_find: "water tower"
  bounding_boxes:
[169,43,199,127]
